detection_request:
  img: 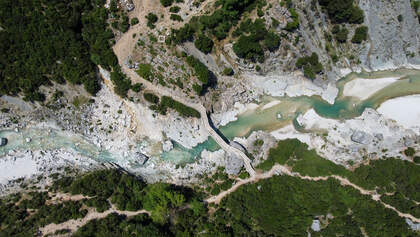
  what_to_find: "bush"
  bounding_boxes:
[171,24,195,44]
[194,35,214,54]
[192,83,203,95]
[318,0,364,24]
[351,26,368,43]
[160,0,174,7]
[233,35,264,62]
[334,26,348,43]
[130,17,139,25]
[223,67,234,76]
[169,6,181,13]
[110,68,132,97]
[84,197,111,213]
[284,8,300,31]
[144,93,160,104]
[404,147,415,157]
[186,56,211,85]
[131,83,143,92]
[146,13,158,29]
[264,32,281,51]
[160,96,201,118]
[136,64,154,81]
[170,14,183,22]
[295,53,323,79]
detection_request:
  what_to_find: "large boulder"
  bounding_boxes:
[225,154,244,175]
[134,152,149,165]
[311,219,321,232]
[0,137,7,146]
[351,131,372,145]
[162,140,173,152]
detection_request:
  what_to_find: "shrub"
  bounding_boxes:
[351,26,368,44]
[136,64,154,81]
[160,0,174,7]
[130,17,139,25]
[334,26,348,43]
[170,14,183,22]
[131,83,143,92]
[295,53,323,79]
[318,0,364,24]
[144,93,160,104]
[223,67,234,76]
[186,56,211,85]
[233,35,264,62]
[146,13,158,29]
[169,6,181,13]
[284,8,300,31]
[110,68,132,97]
[192,83,203,95]
[160,96,201,118]
[171,24,195,44]
[404,147,416,157]
[194,35,214,54]
[264,32,281,51]
[84,197,111,213]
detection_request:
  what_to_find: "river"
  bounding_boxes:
[1,69,420,166]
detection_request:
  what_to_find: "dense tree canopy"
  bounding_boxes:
[295,53,323,79]
[194,35,214,54]
[0,0,120,101]
[318,0,364,24]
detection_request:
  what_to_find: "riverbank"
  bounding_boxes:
[377,95,420,129]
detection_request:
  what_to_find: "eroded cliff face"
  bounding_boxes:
[359,0,420,70]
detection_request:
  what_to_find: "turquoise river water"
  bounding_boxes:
[1,69,420,165]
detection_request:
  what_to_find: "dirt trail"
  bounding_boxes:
[40,205,149,236]
[206,164,420,224]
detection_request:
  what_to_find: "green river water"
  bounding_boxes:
[1,69,420,165]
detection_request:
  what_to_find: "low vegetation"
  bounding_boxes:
[145,13,158,29]
[143,93,160,104]
[186,55,213,95]
[232,19,281,62]
[351,26,368,43]
[194,34,214,54]
[295,53,323,79]
[318,0,364,24]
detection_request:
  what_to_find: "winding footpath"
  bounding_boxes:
[40,204,149,236]
[122,66,256,176]
[206,164,420,224]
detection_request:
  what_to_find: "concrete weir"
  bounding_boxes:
[121,65,256,176]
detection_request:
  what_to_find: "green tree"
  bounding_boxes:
[194,35,214,54]
[351,26,368,43]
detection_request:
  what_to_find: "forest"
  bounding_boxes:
[0,0,132,101]
[169,0,282,64]
[1,156,418,236]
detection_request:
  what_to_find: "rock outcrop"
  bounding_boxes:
[359,0,420,70]
[351,131,372,145]
[225,154,244,175]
